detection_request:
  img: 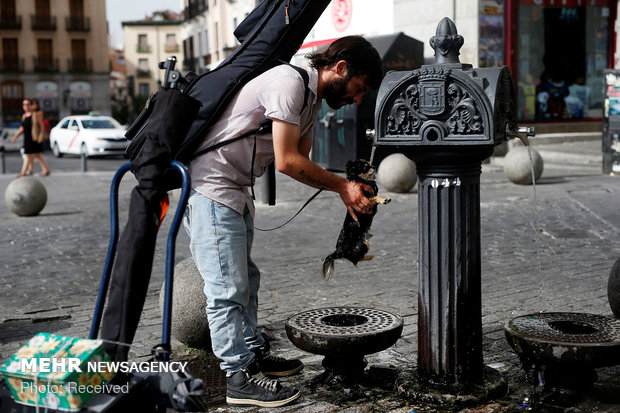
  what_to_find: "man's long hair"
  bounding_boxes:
[306,36,383,89]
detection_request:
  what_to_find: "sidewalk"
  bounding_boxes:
[1,140,619,412]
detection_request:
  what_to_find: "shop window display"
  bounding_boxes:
[517,3,610,121]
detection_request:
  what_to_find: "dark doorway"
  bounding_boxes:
[543,7,586,86]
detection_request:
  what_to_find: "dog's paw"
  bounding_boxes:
[370,195,391,205]
[360,255,374,261]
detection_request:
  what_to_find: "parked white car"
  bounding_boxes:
[50,115,128,158]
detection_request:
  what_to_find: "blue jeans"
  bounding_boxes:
[183,190,264,373]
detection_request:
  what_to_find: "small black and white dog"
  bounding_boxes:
[322,159,391,279]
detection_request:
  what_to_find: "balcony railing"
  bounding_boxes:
[67,58,92,73]
[31,14,56,30]
[66,16,90,31]
[183,0,208,20]
[0,58,24,72]
[33,57,59,72]
[136,69,151,78]
[137,45,151,53]
[0,15,22,30]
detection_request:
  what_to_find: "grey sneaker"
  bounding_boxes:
[259,353,304,377]
[252,342,304,377]
[226,362,301,407]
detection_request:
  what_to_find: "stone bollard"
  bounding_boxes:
[377,153,417,193]
[5,177,47,216]
[609,257,620,318]
[159,257,211,349]
[504,145,543,185]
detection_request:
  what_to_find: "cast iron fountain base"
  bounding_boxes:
[285,307,403,386]
[505,312,620,405]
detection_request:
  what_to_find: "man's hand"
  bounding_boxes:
[339,180,377,222]
[271,119,377,221]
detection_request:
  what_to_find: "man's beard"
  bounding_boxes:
[323,75,350,109]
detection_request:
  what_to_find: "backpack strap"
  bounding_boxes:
[285,63,310,113]
[249,64,309,199]
[190,63,310,162]
[191,119,272,160]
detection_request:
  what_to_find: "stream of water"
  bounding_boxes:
[514,134,546,312]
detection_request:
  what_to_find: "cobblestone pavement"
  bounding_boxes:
[1,139,619,412]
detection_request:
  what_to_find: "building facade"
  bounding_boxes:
[305,0,619,130]
[122,11,184,100]
[0,0,110,127]
[119,0,619,132]
[181,0,256,73]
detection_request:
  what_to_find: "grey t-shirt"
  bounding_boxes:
[189,64,322,216]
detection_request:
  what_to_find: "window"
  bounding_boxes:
[138,58,148,71]
[138,34,149,52]
[2,38,18,70]
[165,33,178,52]
[69,0,84,18]
[137,58,150,77]
[1,80,24,125]
[33,0,54,29]
[0,0,17,22]
[81,119,121,129]
[36,39,54,69]
[35,0,50,17]
[71,39,87,71]
[60,119,69,128]
[138,83,150,97]
[67,0,88,30]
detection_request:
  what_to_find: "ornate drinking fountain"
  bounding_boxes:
[286,16,620,408]
[371,17,517,401]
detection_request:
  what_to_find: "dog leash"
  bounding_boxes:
[254,189,323,231]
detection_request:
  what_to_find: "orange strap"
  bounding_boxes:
[158,194,170,230]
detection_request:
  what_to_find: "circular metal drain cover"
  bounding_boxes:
[285,307,403,357]
[505,312,620,368]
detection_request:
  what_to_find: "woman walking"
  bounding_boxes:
[10,98,51,177]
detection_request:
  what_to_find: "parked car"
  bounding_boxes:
[50,115,128,158]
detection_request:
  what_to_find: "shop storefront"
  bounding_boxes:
[503,0,617,123]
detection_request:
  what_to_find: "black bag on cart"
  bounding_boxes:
[98,0,332,362]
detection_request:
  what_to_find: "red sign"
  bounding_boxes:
[519,0,609,6]
[331,0,352,32]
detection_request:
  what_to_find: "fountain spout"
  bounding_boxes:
[507,125,536,146]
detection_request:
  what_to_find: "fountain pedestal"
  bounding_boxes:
[505,312,620,403]
[416,163,484,383]
[373,17,517,387]
[285,307,403,385]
